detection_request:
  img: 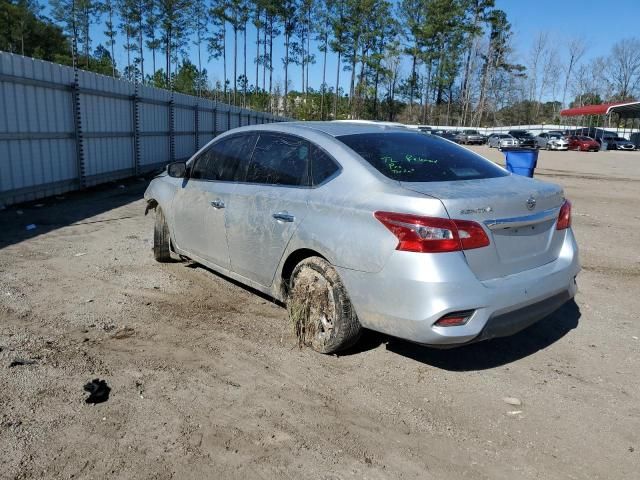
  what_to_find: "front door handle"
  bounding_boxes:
[272,211,295,222]
[210,199,225,209]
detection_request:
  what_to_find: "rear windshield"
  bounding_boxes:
[336,132,508,182]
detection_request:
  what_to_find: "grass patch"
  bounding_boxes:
[288,297,315,349]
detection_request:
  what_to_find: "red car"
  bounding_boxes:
[567,135,600,152]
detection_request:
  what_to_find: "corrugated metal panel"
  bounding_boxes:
[138,84,171,167]
[0,52,286,206]
[0,54,77,204]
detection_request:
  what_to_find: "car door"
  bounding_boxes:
[225,132,312,287]
[171,134,257,269]
[537,133,547,148]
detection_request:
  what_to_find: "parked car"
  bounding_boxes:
[535,132,569,150]
[546,130,566,137]
[487,133,518,150]
[456,129,486,145]
[567,135,600,152]
[145,122,579,354]
[432,130,459,142]
[508,130,537,148]
[603,136,635,151]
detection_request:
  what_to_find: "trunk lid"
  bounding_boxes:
[401,175,566,281]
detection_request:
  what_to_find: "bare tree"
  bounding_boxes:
[607,37,640,100]
[561,38,586,108]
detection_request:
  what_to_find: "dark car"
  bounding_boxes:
[603,136,635,151]
[567,135,600,152]
[432,130,459,142]
[507,130,537,148]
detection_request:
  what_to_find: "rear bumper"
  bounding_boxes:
[337,229,580,346]
[474,290,572,343]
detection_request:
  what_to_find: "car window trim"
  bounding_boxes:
[186,130,343,188]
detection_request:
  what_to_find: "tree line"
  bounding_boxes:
[2,0,640,126]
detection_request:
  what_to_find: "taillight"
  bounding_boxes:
[434,310,475,327]
[557,199,572,230]
[374,211,490,253]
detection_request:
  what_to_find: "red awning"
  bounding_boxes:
[560,101,640,117]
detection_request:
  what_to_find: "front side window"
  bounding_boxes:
[189,134,256,181]
[246,133,310,186]
[337,132,508,182]
[189,150,211,180]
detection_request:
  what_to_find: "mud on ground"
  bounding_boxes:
[1,148,639,479]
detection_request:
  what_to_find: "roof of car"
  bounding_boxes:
[238,120,413,137]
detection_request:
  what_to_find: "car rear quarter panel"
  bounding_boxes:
[284,172,449,275]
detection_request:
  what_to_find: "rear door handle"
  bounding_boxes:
[210,199,225,209]
[272,211,295,222]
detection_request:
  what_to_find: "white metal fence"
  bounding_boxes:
[0,52,287,206]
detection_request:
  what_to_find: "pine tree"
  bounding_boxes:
[191,0,208,95]
[100,0,118,76]
[156,0,192,86]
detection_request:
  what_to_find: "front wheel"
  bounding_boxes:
[154,207,172,262]
[287,257,362,354]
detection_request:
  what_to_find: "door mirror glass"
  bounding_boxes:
[168,161,187,178]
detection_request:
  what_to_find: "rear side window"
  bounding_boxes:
[337,132,507,182]
[246,133,310,186]
[311,145,339,186]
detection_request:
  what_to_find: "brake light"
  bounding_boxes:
[374,211,490,253]
[556,199,572,230]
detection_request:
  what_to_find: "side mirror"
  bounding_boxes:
[167,161,187,178]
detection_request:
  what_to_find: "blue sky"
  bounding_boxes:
[42,0,640,94]
[503,0,639,62]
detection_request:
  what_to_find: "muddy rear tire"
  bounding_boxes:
[288,257,362,354]
[154,207,172,263]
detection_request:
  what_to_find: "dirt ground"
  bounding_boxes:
[1,147,639,479]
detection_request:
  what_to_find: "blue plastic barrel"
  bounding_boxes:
[502,148,538,177]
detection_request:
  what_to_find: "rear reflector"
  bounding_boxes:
[434,310,475,327]
[374,211,490,253]
[556,199,572,230]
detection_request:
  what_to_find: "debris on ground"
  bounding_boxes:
[83,379,111,404]
[74,252,87,257]
[503,397,522,406]
[8,358,37,368]
[112,327,135,339]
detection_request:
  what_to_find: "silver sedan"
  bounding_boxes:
[145,122,580,353]
[536,132,569,150]
[487,133,518,149]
